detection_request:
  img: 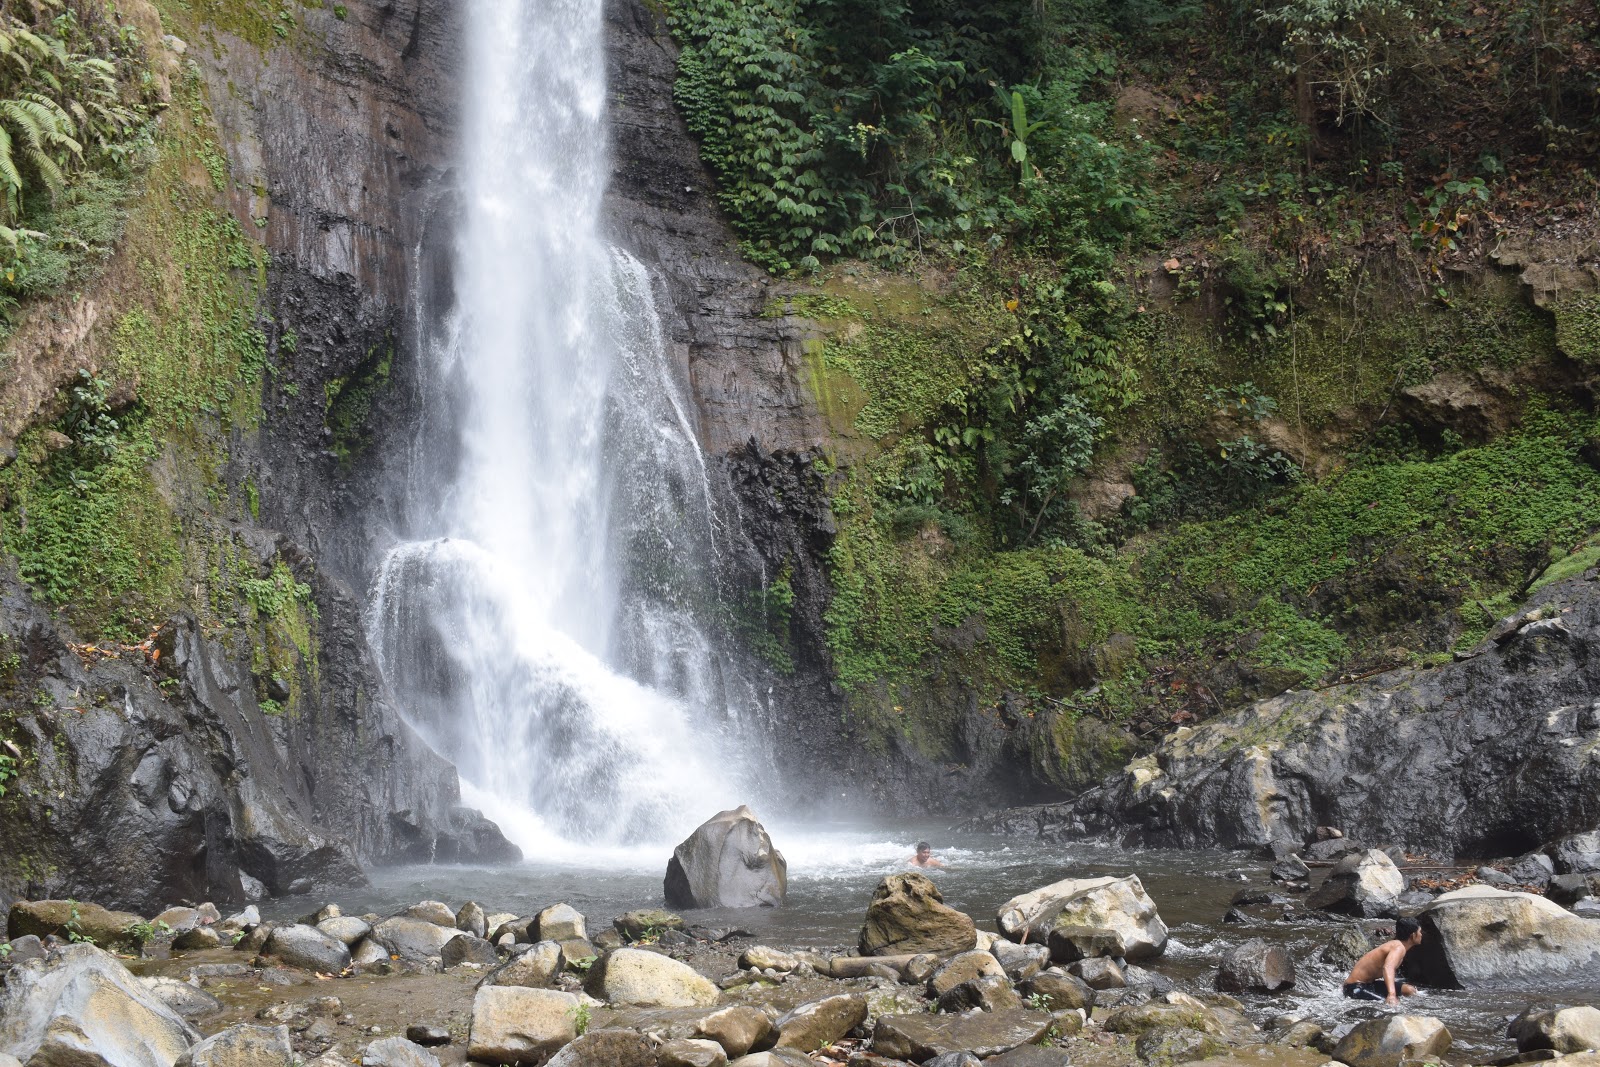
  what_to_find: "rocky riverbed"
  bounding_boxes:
[2,843,1597,1067]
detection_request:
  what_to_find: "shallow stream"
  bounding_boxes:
[264,821,1600,1062]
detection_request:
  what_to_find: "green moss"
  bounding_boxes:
[1552,294,1600,365]
[0,430,183,639]
[1528,540,1600,595]
[1129,271,1556,439]
[180,0,321,51]
[0,44,269,642]
[324,340,393,462]
[825,414,1600,751]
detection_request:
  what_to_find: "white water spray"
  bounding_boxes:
[368,0,743,854]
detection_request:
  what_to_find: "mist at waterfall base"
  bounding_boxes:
[367,0,754,856]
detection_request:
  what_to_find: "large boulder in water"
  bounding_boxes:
[1215,938,1295,993]
[1509,1006,1600,1054]
[0,942,199,1065]
[858,872,977,956]
[664,807,786,909]
[996,875,1167,962]
[1408,885,1600,987]
[1306,849,1405,918]
[1332,1016,1451,1067]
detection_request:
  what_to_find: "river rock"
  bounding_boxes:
[456,902,488,939]
[927,950,1006,997]
[403,902,457,927]
[1509,1006,1600,1053]
[694,1005,773,1057]
[859,872,977,956]
[1410,885,1600,987]
[483,941,562,989]
[923,1055,981,1067]
[545,1028,656,1067]
[985,1049,1072,1067]
[1505,853,1557,887]
[535,904,587,944]
[1024,969,1095,1011]
[236,923,273,954]
[556,938,598,969]
[725,1053,812,1067]
[263,924,352,973]
[7,900,147,952]
[2,936,44,966]
[937,975,1023,1014]
[155,908,201,935]
[1332,1015,1452,1067]
[660,1038,729,1067]
[1307,849,1405,917]
[990,940,1050,982]
[351,939,389,968]
[664,806,787,909]
[614,910,683,940]
[0,944,199,1064]
[1134,1026,1227,1067]
[1215,938,1295,992]
[142,976,224,1021]
[1103,1001,1227,1038]
[585,948,719,1007]
[316,916,371,946]
[1547,873,1597,907]
[1067,956,1124,989]
[739,946,798,972]
[1270,855,1311,884]
[362,1037,440,1067]
[174,926,222,951]
[442,934,498,970]
[370,917,462,963]
[1551,831,1600,874]
[773,992,868,1051]
[996,875,1167,961]
[871,1010,1053,1061]
[466,986,578,1065]
[177,1024,294,1067]
[220,907,260,932]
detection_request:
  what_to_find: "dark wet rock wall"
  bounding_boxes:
[986,576,1600,860]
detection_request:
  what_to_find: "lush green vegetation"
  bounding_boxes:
[672,0,1600,770]
[0,0,158,333]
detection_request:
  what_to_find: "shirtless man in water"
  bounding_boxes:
[1343,917,1422,1003]
[908,841,946,869]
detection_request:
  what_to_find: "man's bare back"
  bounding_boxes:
[1343,919,1422,1003]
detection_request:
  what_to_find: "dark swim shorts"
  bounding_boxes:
[1343,979,1392,1001]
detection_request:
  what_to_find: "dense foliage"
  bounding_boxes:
[0,0,154,330]
[681,0,1600,762]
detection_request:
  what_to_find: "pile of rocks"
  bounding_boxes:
[1,859,1596,1067]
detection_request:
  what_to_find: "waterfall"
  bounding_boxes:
[367,0,744,853]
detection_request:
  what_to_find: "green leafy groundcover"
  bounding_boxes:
[826,418,1600,716]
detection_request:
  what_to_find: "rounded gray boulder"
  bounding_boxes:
[664,806,787,909]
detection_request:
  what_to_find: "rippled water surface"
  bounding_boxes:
[274,822,1600,1061]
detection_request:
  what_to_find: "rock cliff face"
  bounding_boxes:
[601,0,1061,815]
[987,575,1600,860]
[0,0,514,914]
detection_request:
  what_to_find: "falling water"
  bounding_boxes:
[367,0,743,853]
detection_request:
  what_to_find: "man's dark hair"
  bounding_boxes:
[916,841,931,852]
[1394,918,1421,941]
